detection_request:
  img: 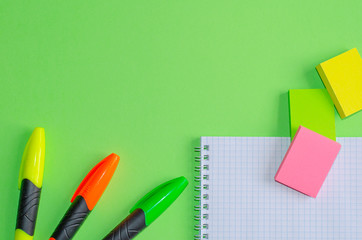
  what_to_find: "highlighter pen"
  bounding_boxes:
[49,153,120,240]
[103,176,188,240]
[15,128,45,240]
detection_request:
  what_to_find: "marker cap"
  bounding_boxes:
[71,153,120,210]
[130,176,188,225]
[18,128,45,189]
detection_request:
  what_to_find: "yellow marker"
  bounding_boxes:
[15,128,45,240]
[316,48,362,119]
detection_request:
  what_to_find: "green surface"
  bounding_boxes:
[289,89,336,140]
[130,176,188,226]
[1,1,362,239]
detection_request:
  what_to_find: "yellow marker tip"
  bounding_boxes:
[18,127,45,189]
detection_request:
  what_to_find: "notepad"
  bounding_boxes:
[195,137,362,240]
[275,126,341,197]
[316,48,362,119]
[289,89,336,140]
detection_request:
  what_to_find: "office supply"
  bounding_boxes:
[103,176,188,240]
[275,126,341,197]
[316,48,362,119]
[289,89,335,140]
[194,136,362,240]
[49,153,120,240]
[15,128,45,240]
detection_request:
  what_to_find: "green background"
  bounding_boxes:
[1,1,361,239]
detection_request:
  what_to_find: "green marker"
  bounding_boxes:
[103,176,188,240]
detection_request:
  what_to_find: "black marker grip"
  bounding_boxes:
[16,179,41,236]
[50,196,90,240]
[103,208,146,240]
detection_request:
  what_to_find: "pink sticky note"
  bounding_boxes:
[275,126,341,198]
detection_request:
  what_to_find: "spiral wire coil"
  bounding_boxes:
[194,145,209,239]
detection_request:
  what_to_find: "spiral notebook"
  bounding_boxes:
[194,137,362,240]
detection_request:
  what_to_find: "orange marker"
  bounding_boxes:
[49,153,119,240]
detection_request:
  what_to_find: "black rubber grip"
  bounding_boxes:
[50,196,90,240]
[16,179,41,236]
[103,208,146,240]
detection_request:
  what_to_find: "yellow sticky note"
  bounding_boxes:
[316,48,362,119]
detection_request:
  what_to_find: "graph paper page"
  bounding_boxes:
[199,137,362,240]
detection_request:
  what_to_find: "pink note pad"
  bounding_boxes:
[275,126,341,198]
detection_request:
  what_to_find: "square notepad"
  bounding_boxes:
[289,89,335,140]
[275,126,341,198]
[316,48,362,119]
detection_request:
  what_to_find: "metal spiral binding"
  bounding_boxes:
[194,145,209,240]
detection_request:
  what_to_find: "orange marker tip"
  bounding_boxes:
[71,153,120,210]
[107,153,120,163]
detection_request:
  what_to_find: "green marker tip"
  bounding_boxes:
[130,176,188,225]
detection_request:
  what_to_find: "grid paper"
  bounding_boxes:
[199,137,362,240]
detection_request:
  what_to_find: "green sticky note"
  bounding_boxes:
[289,89,336,140]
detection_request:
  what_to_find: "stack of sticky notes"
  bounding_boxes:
[275,126,341,197]
[289,89,336,140]
[317,48,362,119]
[275,48,362,198]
